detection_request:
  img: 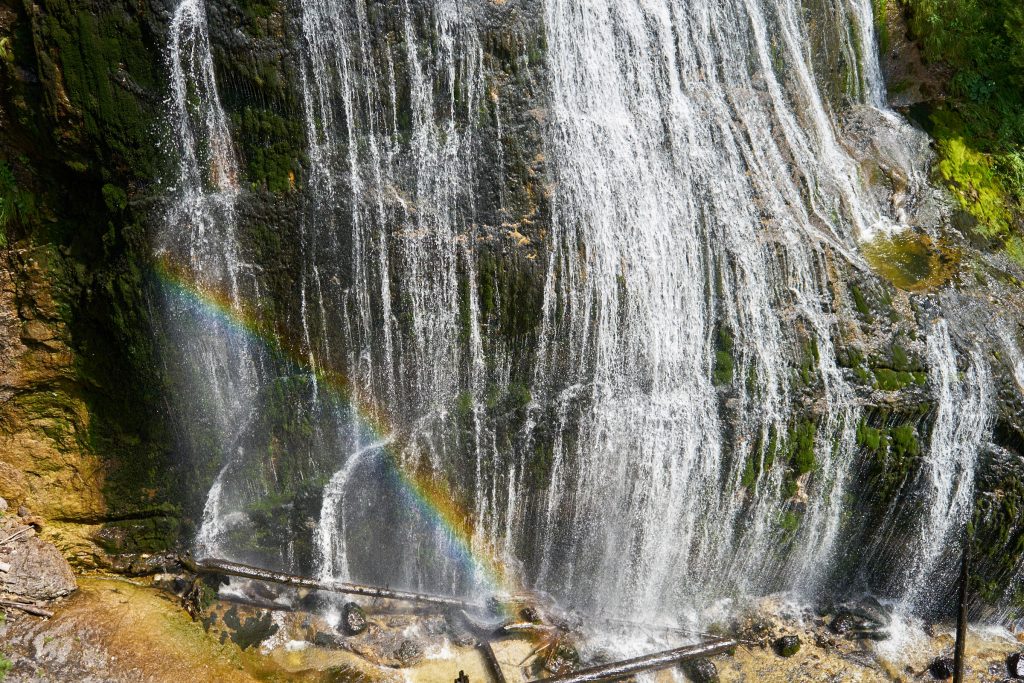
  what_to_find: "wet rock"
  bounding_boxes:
[929,656,955,679]
[222,605,279,650]
[342,601,368,635]
[773,635,801,657]
[829,611,857,635]
[313,631,347,649]
[520,606,541,623]
[395,639,423,667]
[544,642,580,675]
[0,517,75,600]
[1007,651,1024,678]
[681,657,719,683]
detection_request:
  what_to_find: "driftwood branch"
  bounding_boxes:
[0,528,32,546]
[0,599,54,618]
[527,639,737,683]
[192,558,479,609]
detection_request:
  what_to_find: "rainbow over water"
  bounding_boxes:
[154,256,520,601]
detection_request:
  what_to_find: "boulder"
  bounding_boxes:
[928,656,955,679]
[313,631,347,649]
[543,642,580,675]
[395,639,423,667]
[1007,651,1024,678]
[0,517,75,601]
[829,611,857,635]
[342,601,368,635]
[0,496,7,513]
[681,657,719,683]
[773,635,801,658]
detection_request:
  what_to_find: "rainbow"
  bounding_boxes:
[153,257,521,601]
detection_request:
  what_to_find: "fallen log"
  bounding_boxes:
[191,557,479,609]
[527,639,737,683]
[0,599,54,618]
[478,640,507,683]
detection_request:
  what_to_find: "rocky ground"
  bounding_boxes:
[3,528,1024,683]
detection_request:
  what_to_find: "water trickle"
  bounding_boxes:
[161,0,261,560]
[896,320,992,613]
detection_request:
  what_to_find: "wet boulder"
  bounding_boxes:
[313,631,348,649]
[928,656,955,679]
[681,657,719,683]
[773,635,801,657]
[1007,651,1024,678]
[395,639,424,667]
[829,611,857,635]
[342,601,368,635]
[543,642,580,675]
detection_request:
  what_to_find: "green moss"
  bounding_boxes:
[850,284,872,319]
[780,510,800,534]
[858,413,924,500]
[972,475,1024,607]
[713,326,735,386]
[0,160,39,244]
[101,183,127,212]
[232,107,304,194]
[788,420,817,476]
[872,368,919,390]
[872,0,890,55]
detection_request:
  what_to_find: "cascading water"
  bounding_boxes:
[160,0,1013,629]
[895,320,992,613]
[159,0,261,558]
[527,0,895,616]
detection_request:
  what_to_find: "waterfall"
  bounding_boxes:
[160,0,259,559]
[168,0,1008,624]
[895,320,992,612]
[528,0,888,616]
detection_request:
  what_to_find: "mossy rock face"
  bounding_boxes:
[92,513,181,554]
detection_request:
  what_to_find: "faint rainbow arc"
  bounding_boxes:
[153,257,520,599]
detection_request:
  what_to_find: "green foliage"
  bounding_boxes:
[0,651,10,681]
[899,0,1024,258]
